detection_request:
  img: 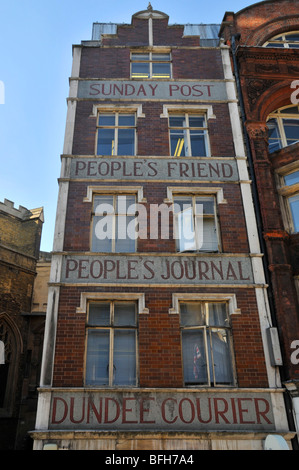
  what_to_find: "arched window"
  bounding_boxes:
[264,31,299,48]
[0,315,22,415]
[266,105,299,153]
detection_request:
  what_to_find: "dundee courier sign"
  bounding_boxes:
[62,255,253,285]
[49,390,275,431]
[77,80,228,101]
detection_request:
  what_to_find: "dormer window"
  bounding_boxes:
[131,52,171,78]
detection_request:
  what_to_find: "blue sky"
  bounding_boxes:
[0,0,255,252]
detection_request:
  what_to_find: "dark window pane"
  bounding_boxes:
[113,330,136,385]
[152,62,171,78]
[152,53,171,61]
[114,302,136,326]
[169,116,185,128]
[86,330,109,385]
[119,114,135,126]
[289,195,299,232]
[208,329,234,385]
[92,215,113,252]
[98,114,115,126]
[118,129,135,155]
[131,53,150,61]
[208,303,227,326]
[190,130,207,156]
[131,63,149,78]
[97,128,115,155]
[89,302,110,326]
[93,195,114,214]
[189,116,205,128]
[115,215,136,252]
[283,119,299,144]
[170,131,186,156]
[285,171,299,186]
[182,330,207,385]
[180,303,204,326]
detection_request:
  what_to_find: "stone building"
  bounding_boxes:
[0,199,44,449]
[220,0,299,443]
[32,5,295,450]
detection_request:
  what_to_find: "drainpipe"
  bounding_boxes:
[230,34,298,448]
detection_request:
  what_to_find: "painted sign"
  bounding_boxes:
[70,157,238,181]
[61,255,253,285]
[76,80,228,101]
[49,390,275,431]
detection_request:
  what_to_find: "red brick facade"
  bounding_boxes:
[33,6,294,450]
[220,0,299,385]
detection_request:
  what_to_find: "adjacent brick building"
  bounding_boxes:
[0,199,44,449]
[220,0,299,442]
[32,5,295,450]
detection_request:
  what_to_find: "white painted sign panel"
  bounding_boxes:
[70,157,239,181]
[49,390,275,431]
[77,80,228,101]
[62,255,253,285]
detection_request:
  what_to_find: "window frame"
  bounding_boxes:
[168,112,210,157]
[264,31,299,48]
[276,164,299,234]
[84,300,138,388]
[179,300,237,388]
[90,192,138,253]
[130,51,172,79]
[96,111,137,156]
[267,105,299,153]
[172,192,221,253]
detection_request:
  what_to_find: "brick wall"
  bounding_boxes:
[52,11,271,392]
[220,0,299,381]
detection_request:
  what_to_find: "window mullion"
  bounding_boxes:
[185,114,191,157]
[112,197,117,252]
[114,113,119,156]
[278,116,287,147]
[203,325,211,387]
[192,196,197,250]
[109,303,114,386]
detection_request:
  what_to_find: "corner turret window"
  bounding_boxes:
[266,105,299,153]
[264,31,299,48]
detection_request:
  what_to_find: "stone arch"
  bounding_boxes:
[246,79,296,122]
[0,313,23,414]
[247,15,299,46]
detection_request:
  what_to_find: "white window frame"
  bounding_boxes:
[84,186,146,253]
[165,187,225,254]
[276,163,299,233]
[267,105,299,153]
[160,105,215,158]
[84,299,138,387]
[174,294,237,388]
[168,112,210,157]
[96,111,137,156]
[263,31,299,48]
[130,51,172,79]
